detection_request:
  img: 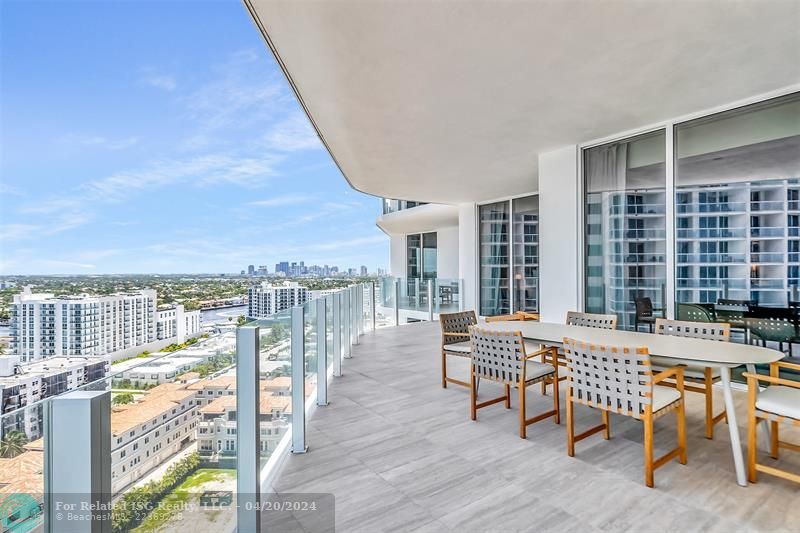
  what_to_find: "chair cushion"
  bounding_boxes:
[652,385,682,413]
[524,360,555,382]
[444,341,471,355]
[756,386,800,420]
[651,362,720,380]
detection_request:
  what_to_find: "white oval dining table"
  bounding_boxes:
[481,320,784,487]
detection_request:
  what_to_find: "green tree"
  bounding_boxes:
[236,314,248,326]
[113,392,134,405]
[0,431,28,458]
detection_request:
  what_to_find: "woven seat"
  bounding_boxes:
[439,311,478,388]
[563,337,687,488]
[468,326,559,438]
[745,360,800,486]
[653,318,730,439]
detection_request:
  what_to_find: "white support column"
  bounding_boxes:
[394,279,400,325]
[665,125,676,320]
[236,325,261,532]
[539,145,580,322]
[291,305,307,453]
[316,298,328,406]
[427,279,434,320]
[47,391,112,533]
[458,203,478,312]
[332,293,342,377]
[371,282,377,330]
[343,289,352,357]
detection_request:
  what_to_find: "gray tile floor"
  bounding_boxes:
[271,321,800,533]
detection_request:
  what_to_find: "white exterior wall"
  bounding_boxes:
[458,203,478,313]
[538,146,580,323]
[389,235,406,277]
[436,226,460,279]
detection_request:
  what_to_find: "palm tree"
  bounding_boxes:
[0,431,28,458]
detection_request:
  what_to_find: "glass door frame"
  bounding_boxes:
[577,86,800,321]
[476,192,541,316]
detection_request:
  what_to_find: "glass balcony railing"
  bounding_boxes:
[381,198,428,215]
[675,201,748,213]
[676,278,748,289]
[750,252,784,263]
[675,228,746,239]
[608,228,666,240]
[0,280,459,531]
[750,227,785,237]
[750,200,785,211]
[676,253,746,263]
[750,278,786,289]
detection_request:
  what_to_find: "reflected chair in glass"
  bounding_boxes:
[634,297,659,333]
[746,306,798,356]
[484,311,539,323]
[562,337,686,488]
[439,311,477,388]
[676,302,715,322]
[744,360,800,485]
[653,319,730,439]
[468,326,559,438]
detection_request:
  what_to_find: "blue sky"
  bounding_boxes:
[0,1,388,275]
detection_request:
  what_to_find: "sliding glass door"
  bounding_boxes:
[480,196,539,316]
[584,130,667,330]
[675,92,800,310]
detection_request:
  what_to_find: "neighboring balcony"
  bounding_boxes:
[376,202,459,236]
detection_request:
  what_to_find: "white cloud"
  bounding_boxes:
[247,194,315,208]
[140,68,177,91]
[61,134,140,150]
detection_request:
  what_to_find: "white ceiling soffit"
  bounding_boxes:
[245,0,800,204]
[376,203,459,236]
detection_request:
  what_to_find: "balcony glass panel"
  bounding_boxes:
[675,92,800,308]
[479,201,510,316]
[584,129,667,329]
[512,195,539,313]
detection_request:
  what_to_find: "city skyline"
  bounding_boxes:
[0,1,389,275]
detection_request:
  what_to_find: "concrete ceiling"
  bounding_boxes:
[245,0,800,204]
[376,203,459,236]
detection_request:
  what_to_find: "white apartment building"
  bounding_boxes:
[156,305,202,343]
[247,281,309,318]
[117,355,207,387]
[110,382,198,494]
[9,287,157,362]
[0,355,108,439]
[197,393,290,457]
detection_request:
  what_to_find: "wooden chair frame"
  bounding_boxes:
[485,311,540,323]
[745,360,800,485]
[469,328,560,439]
[439,311,477,389]
[654,318,730,439]
[563,338,687,488]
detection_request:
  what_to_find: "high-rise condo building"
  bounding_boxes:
[247,281,310,318]
[9,287,158,362]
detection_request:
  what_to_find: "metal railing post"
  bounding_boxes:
[458,279,464,311]
[291,305,307,453]
[394,279,400,325]
[371,281,377,330]
[332,292,342,377]
[427,279,434,320]
[236,324,261,532]
[316,298,328,406]
[343,288,352,357]
[352,286,360,345]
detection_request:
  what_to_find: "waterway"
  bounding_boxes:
[200,304,248,325]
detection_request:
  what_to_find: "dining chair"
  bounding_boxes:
[634,297,657,333]
[653,318,730,439]
[468,326,559,438]
[562,337,687,488]
[543,311,618,394]
[439,310,477,388]
[485,311,543,360]
[744,360,800,485]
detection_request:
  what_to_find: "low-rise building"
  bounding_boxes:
[156,305,201,343]
[116,355,206,387]
[110,382,198,494]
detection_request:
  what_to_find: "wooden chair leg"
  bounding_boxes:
[505,384,512,409]
[677,400,687,464]
[770,421,779,459]
[748,379,758,483]
[566,389,575,456]
[601,410,610,439]
[470,369,477,421]
[441,350,448,389]
[704,368,714,439]
[644,410,655,488]
[552,372,561,425]
[519,381,527,439]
